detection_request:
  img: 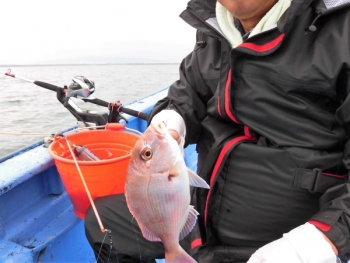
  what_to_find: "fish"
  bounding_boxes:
[125,122,210,263]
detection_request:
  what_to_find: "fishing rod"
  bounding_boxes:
[3,70,152,246]
[3,70,149,126]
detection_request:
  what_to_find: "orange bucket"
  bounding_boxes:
[48,123,140,219]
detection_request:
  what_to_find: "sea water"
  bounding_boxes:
[0,64,179,158]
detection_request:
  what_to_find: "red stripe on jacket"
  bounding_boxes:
[308,220,332,232]
[204,128,255,224]
[239,34,285,52]
[191,238,202,249]
[224,69,239,123]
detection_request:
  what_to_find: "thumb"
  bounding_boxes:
[169,129,181,144]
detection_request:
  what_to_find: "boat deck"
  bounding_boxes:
[0,87,199,262]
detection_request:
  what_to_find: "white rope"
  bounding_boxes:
[0,132,54,136]
[62,125,106,135]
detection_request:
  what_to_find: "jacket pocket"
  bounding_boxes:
[293,168,346,193]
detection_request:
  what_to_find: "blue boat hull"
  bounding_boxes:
[0,87,198,263]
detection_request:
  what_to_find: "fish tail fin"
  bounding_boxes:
[165,246,197,263]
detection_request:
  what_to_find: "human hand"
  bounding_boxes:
[247,223,337,263]
[151,110,186,155]
[168,129,181,144]
[320,231,338,256]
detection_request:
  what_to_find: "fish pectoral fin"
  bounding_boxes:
[139,223,161,242]
[179,206,199,240]
[187,169,210,189]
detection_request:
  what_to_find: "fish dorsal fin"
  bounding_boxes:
[179,206,199,240]
[187,169,210,189]
[139,223,161,242]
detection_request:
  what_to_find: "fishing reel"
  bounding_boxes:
[59,76,129,127]
[66,76,95,98]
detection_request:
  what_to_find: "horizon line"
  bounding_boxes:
[0,62,180,67]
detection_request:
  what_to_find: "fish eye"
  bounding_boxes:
[140,147,153,161]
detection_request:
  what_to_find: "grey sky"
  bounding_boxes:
[0,0,196,65]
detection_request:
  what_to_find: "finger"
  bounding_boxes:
[168,129,181,144]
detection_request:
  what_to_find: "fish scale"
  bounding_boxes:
[125,122,209,262]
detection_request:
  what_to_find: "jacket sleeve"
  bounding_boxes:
[309,79,350,261]
[148,31,218,146]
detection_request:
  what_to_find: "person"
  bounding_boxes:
[84,0,350,262]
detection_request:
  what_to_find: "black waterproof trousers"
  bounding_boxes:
[84,194,195,263]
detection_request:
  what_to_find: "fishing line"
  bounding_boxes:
[63,126,141,263]
[3,69,149,262]
[96,230,109,262]
[95,229,115,263]
[65,137,107,233]
[106,229,116,263]
[0,132,54,136]
[3,69,34,83]
[62,125,106,135]
[62,126,143,136]
[64,136,114,263]
[131,217,143,263]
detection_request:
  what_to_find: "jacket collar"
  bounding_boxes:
[183,0,350,25]
[186,0,216,21]
[314,0,350,12]
[277,0,314,33]
[182,0,313,35]
[180,0,350,54]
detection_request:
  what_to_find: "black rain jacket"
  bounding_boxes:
[149,0,350,262]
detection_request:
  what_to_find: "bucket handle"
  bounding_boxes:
[106,123,143,136]
[105,123,125,131]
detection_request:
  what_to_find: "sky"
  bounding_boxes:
[0,0,196,65]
